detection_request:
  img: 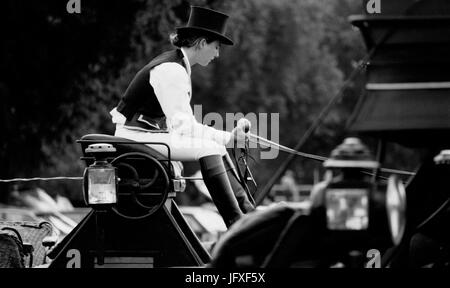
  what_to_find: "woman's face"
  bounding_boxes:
[197,40,220,66]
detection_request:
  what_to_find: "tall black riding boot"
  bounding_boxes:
[199,155,243,228]
[222,154,256,213]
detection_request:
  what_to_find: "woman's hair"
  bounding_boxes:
[170,31,215,48]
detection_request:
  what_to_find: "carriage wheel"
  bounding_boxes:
[110,152,170,219]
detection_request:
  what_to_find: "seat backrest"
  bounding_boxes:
[80,134,182,177]
[80,134,169,160]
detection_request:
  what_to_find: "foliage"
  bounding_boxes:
[1,0,182,202]
[207,0,364,186]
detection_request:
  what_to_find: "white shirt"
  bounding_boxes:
[111,49,231,146]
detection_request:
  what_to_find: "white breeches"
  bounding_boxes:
[114,125,227,161]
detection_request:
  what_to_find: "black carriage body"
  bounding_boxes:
[48,134,210,268]
[349,0,450,267]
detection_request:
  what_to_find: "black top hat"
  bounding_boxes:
[176,6,234,46]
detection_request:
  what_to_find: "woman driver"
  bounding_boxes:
[109,6,255,228]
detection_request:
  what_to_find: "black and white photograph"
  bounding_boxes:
[1,0,450,278]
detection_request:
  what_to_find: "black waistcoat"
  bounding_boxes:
[116,49,187,120]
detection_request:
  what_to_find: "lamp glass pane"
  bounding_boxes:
[88,167,117,204]
[326,188,369,230]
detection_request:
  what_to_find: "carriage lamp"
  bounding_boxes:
[323,173,406,246]
[317,137,406,246]
[322,138,379,232]
[83,143,118,205]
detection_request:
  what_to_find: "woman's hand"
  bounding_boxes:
[231,126,247,141]
[230,118,251,147]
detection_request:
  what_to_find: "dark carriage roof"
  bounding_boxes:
[347,1,450,148]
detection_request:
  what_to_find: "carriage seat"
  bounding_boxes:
[80,134,183,179]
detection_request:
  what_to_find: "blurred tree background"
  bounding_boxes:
[0,0,419,206]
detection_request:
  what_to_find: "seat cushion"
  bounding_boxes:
[80,134,183,178]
